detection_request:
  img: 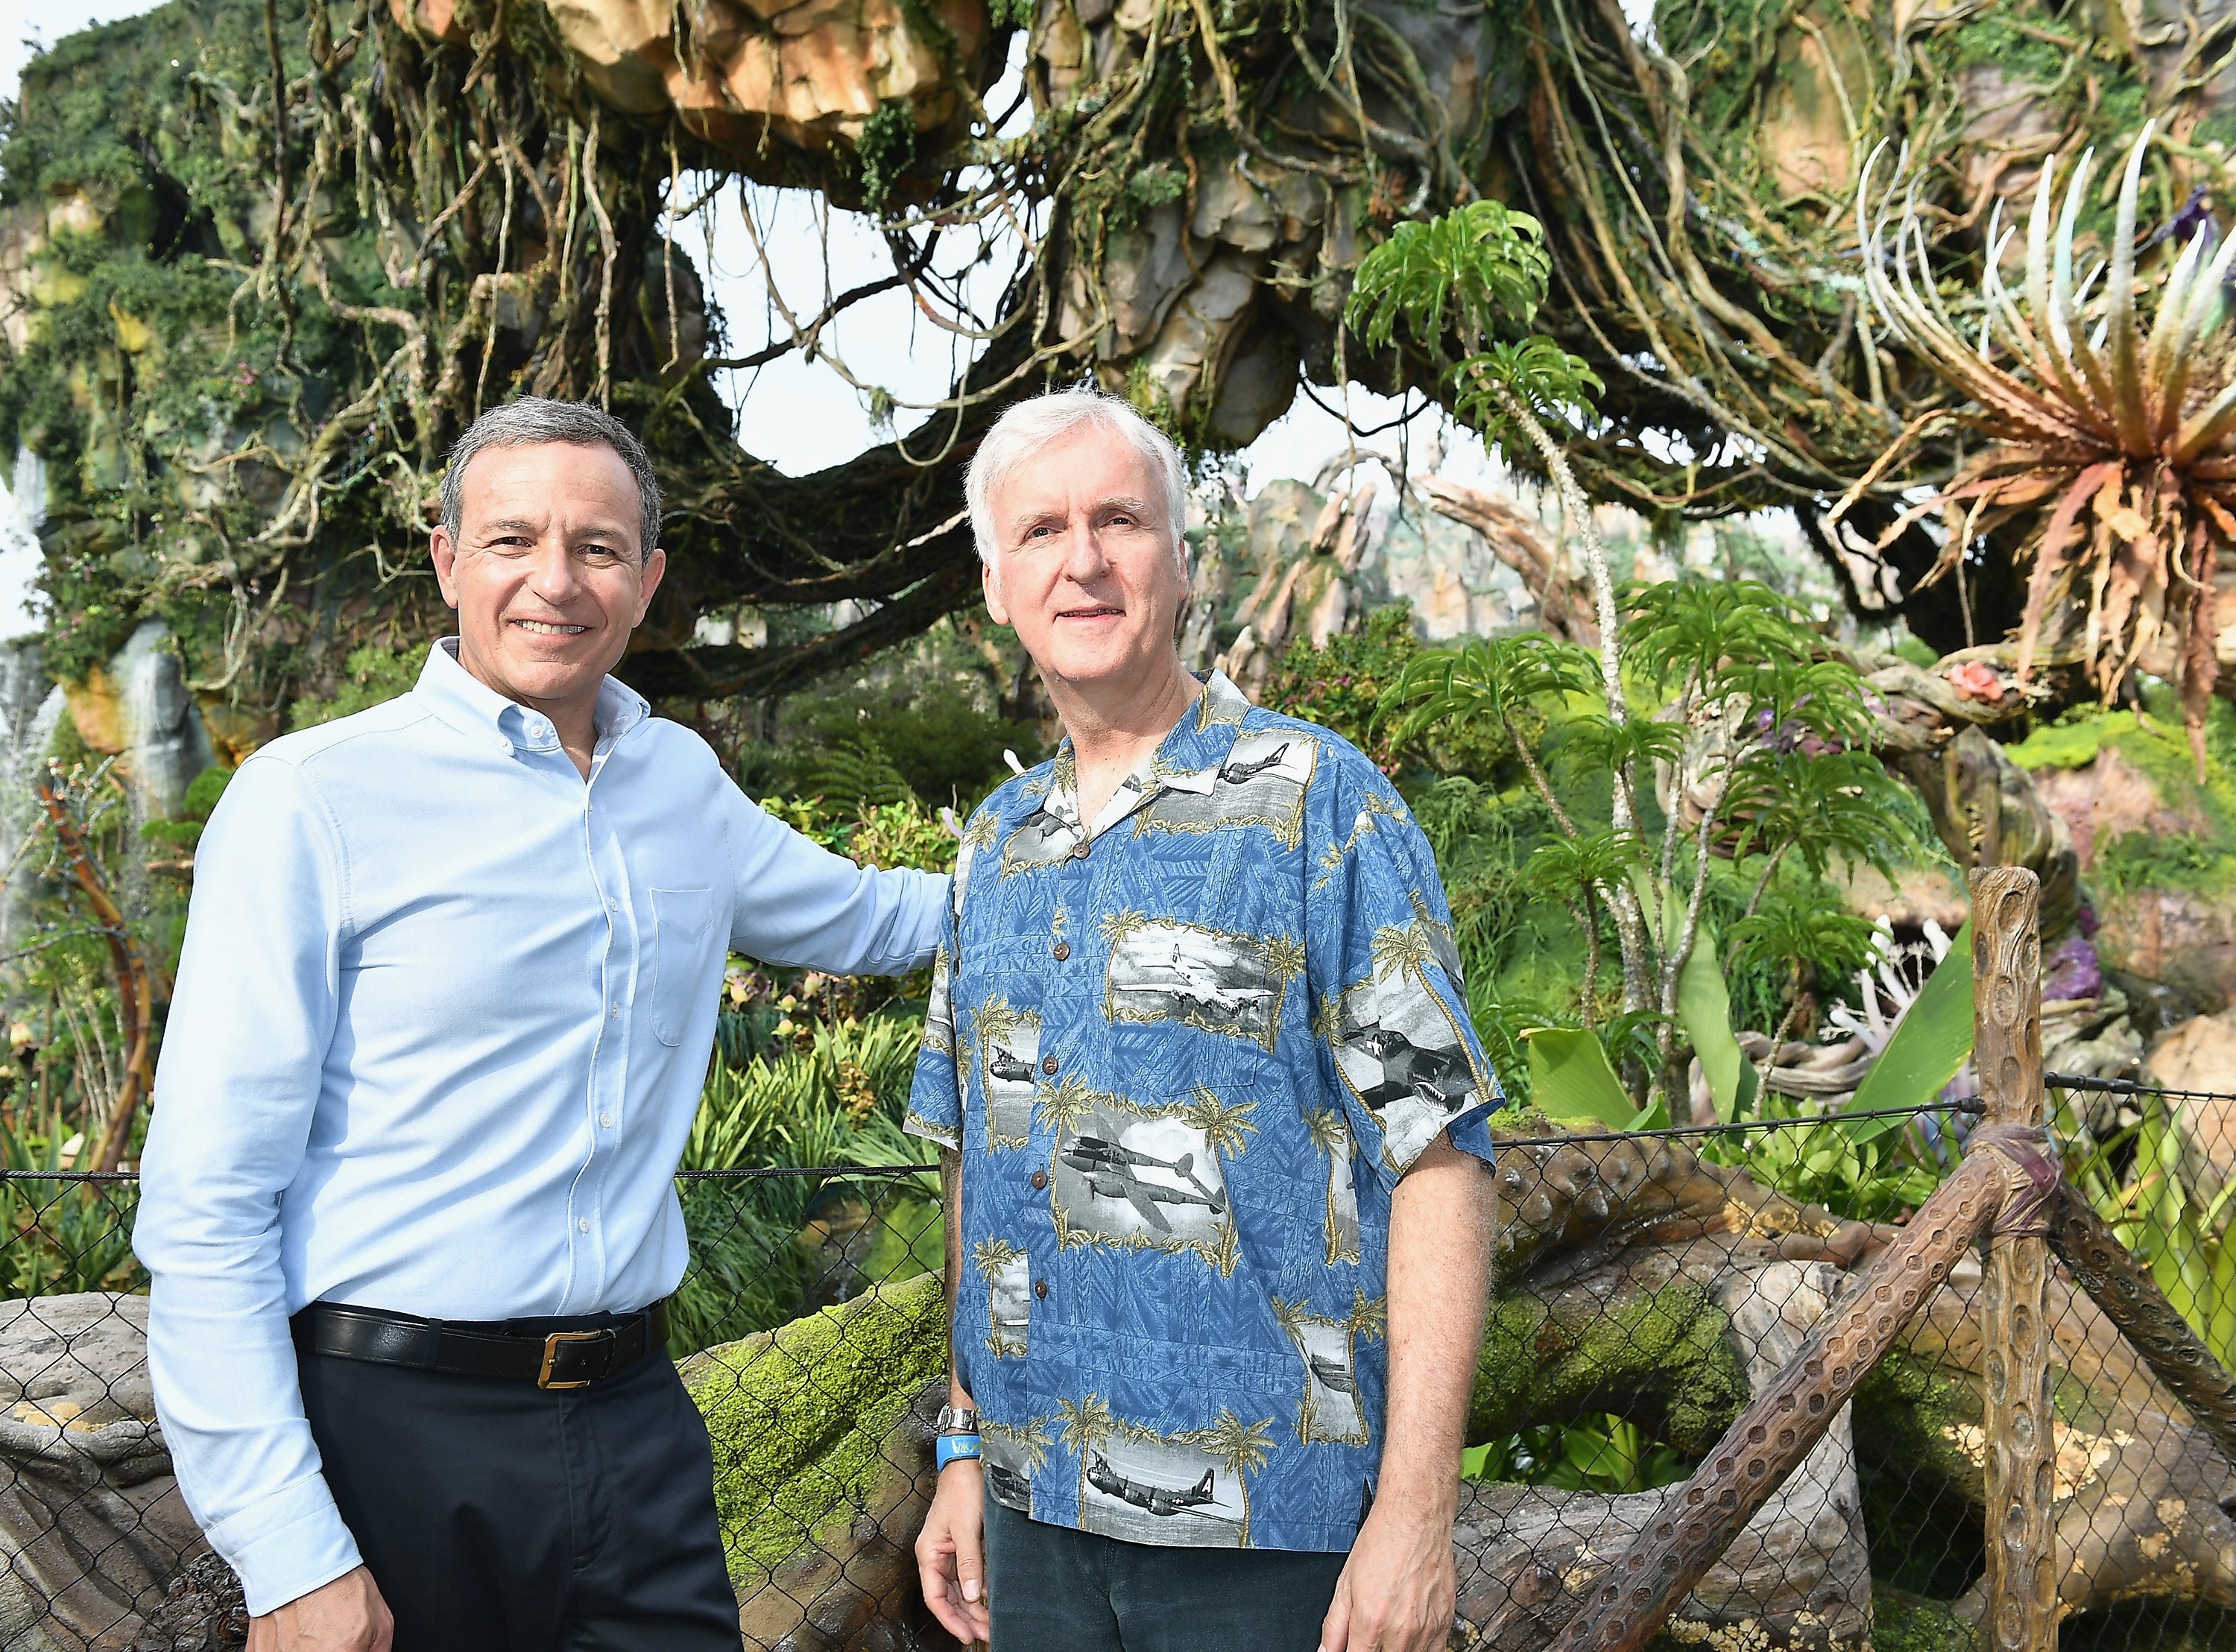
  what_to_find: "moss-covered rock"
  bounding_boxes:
[1473,1273,1749,1455]
[683,1268,947,1592]
[1867,1587,1982,1652]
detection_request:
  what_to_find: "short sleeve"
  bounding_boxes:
[1301,744,1502,1186]
[905,818,982,1152]
[906,939,963,1150]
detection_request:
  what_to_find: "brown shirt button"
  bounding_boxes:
[1031,1170,1049,1190]
[1040,1055,1059,1075]
[1052,941,1071,961]
[1033,1279,1049,1300]
[1070,841,1090,861]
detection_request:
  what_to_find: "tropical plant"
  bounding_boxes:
[1848,124,2230,770]
[1382,577,1918,1118]
[669,1011,939,1355]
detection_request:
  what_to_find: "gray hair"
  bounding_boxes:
[965,387,1187,566]
[439,396,663,557]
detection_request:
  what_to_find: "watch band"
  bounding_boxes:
[935,1432,983,1471]
[934,1405,979,1435]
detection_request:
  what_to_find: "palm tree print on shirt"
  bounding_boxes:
[1301,1107,1361,1265]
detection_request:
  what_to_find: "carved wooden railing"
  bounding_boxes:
[1542,867,2236,1652]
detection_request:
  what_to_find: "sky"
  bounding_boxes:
[0,1,1494,639]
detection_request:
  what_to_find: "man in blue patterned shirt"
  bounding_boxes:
[909,388,1500,1651]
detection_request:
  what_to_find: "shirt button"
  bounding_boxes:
[1070,842,1090,861]
[1033,1279,1049,1300]
[577,1218,590,1234]
[1031,1170,1048,1190]
[1052,941,1070,961]
[610,1005,620,1019]
[599,1112,614,1129]
[1040,1055,1058,1075]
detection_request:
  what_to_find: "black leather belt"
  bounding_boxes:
[292,1300,671,1390]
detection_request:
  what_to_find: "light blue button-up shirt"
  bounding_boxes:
[133,640,946,1615]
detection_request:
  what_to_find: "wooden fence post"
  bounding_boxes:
[1973,866,2059,1652]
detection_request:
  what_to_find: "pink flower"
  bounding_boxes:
[1945,659,2006,703]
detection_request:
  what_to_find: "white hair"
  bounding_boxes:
[965,387,1187,567]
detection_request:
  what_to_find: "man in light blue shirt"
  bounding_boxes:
[133,398,947,1652]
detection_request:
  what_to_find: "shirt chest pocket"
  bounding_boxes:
[648,887,720,1046]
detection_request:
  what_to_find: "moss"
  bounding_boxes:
[686,1269,947,1588]
[1869,1588,1982,1652]
[286,644,430,731]
[1852,1349,1987,1598]
[2006,711,2131,772]
[1471,1279,1748,1453]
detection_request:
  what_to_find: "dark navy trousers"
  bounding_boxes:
[297,1337,739,1652]
[982,1493,1348,1651]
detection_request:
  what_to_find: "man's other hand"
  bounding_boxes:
[1318,1499,1457,1652]
[915,1459,991,1645]
[245,1567,394,1652]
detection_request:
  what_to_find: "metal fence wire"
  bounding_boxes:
[0,1083,2226,1652]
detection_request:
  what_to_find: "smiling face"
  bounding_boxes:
[981,423,1188,704]
[429,440,665,726]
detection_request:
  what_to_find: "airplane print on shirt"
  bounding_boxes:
[1272,1294,1384,1446]
[1324,917,1490,1171]
[1102,915,1294,1051]
[1043,1084,1253,1275]
[1066,1404,1270,1548]
[973,1236,1032,1359]
[974,997,1043,1149]
[904,670,1502,1557]
[1137,727,1319,849]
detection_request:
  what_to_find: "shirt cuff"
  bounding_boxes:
[203,1472,365,1617]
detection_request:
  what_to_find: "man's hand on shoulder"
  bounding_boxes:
[915,1459,990,1645]
[245,1566,393,1652]
[1319,1496,1458,1652]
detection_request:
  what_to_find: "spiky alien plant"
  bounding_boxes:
[1845,124,2229,771]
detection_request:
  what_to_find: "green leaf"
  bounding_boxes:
[1842,922,1974,1142]
[1677,933,1748,1124]
[1527,1028,1635,1130]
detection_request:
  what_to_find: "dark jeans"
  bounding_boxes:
[982,1493,1348,1651]
[297,1322,738,1652]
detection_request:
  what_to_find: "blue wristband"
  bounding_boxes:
[935,1432,982,1471]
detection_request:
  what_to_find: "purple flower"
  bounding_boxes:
[2044,934,2103,1002]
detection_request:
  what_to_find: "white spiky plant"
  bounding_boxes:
[1846,121,2228,769]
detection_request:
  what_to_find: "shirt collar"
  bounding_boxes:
[414,639,650,756]
[1041,671,1252,838]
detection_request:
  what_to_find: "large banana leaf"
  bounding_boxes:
[1528,1028,1635,1130]
[1842,921,1974,1143]
[1677,929,1755,1123]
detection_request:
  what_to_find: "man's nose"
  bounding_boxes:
[1060,515,1110,581]
[522,540,583,601]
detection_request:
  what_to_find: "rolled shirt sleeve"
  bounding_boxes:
[133,757,364,1615]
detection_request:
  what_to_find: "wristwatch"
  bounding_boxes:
[934,1405,979,1436]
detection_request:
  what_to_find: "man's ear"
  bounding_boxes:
[429,526,462,610]
[982,555,1010,626]
[631,548,669,626]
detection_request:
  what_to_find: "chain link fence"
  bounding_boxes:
[0,1086,2225,1651]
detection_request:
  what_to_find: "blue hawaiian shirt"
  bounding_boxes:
[906,671,1500,1553]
